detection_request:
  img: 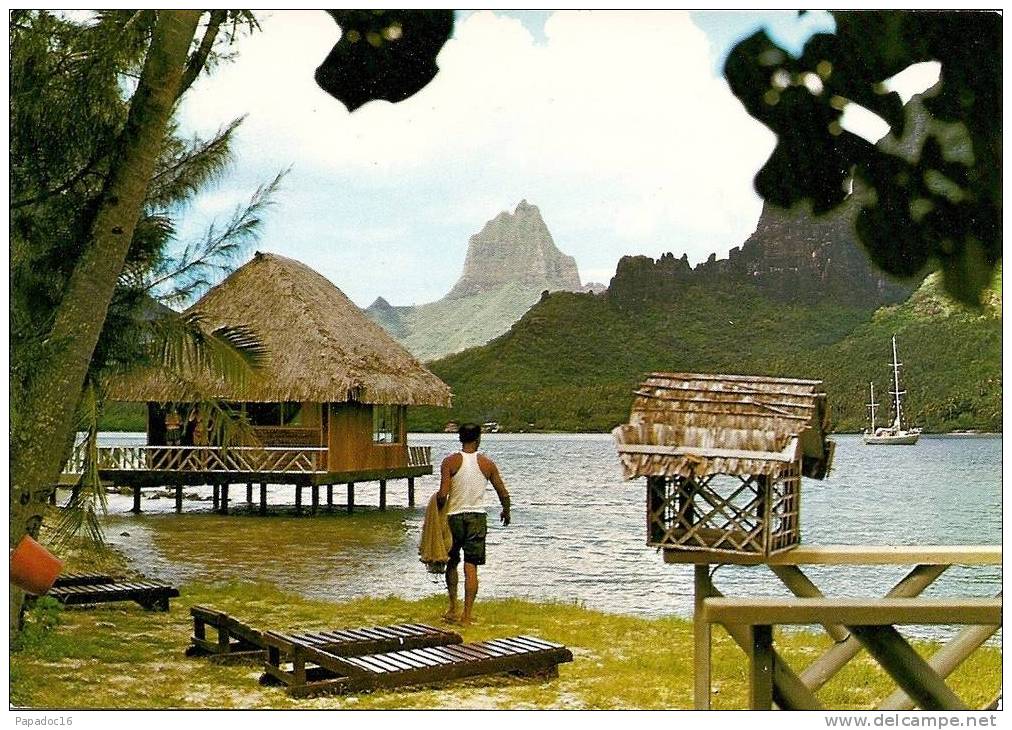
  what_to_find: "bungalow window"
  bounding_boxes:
[373,405,401,444]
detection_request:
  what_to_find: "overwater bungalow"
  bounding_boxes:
[65,252,452,513]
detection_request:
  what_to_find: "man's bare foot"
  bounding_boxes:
[457,616,476,626]
[442,609,459,623]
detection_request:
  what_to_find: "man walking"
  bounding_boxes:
[437,423,510,625]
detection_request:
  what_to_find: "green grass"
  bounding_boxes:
[10,543,1001,709]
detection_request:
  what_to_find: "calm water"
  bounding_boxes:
[91,433,1001,632]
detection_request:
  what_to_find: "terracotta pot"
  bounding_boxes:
[10,535,63,595]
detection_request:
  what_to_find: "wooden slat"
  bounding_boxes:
[368,652,415,672]
[484,638,524,655]
[766,545,1002,566]
[664,544,1002,566]
[413,646,455,665]
[396,649,440,668]
[509,636,552,653]
[356,653,401,673]
[339,655,380,673]
[439,645,479,663]
[703,597,1002,626]
[617,439,798,463]
[383,650,430,670]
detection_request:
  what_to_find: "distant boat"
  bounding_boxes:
[863,336,921,445]
[482,421,501,433]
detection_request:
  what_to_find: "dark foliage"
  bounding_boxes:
[724,11,1000,306]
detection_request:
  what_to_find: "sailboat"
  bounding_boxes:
[863,336,921,445]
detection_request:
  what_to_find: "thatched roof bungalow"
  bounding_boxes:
[614,372,834,557]
[105,252,450,482]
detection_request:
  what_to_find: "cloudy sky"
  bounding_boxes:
[176,10,938,307]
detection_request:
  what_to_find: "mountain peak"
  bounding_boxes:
[446,200,582,300]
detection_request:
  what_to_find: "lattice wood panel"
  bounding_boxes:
[647,465,801,556]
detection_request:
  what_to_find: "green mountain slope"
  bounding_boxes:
[367,281,550,362]
[413,270,1001,433]
[786,271,1002,432]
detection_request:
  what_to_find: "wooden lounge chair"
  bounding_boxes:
[261,631,574,697]
[187,605,266,661]
[52,572,121,588]
[48,580,179,611]
[188,605,462,665]
[260,623,465,679]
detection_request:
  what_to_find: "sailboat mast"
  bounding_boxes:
[867,381,878,430]
[890,336,904,429]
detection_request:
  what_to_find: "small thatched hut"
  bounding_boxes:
[105,252,451,483]
[614,372,834,558]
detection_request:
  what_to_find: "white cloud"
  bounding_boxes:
[841,61,942,143]
[179,10,780,303]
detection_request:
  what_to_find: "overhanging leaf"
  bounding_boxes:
[315,9,454,111]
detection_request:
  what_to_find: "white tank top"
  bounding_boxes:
[446,451,488,516]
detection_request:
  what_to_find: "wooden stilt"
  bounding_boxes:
[311,485,319,514]
[327,484,334,508]
[749,625,775,710]
[259,483,267,516]
[407,477,415,507]
[220,483,229,515]
[295,485,302,514]
[379,479,387,511]
[693,565,713,710]
[175,485,183,513]
[347,483,355,514]
[212,483,220,511]
[131,485,142,514]
[246,483,253,503]
[49,488,57,506]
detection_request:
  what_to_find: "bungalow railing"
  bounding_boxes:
[64,444,329,475]
[407,445,431,467]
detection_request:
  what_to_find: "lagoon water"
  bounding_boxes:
[96,433,1000,631]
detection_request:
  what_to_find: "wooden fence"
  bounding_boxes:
[65,444,329,475]
[407,446,431,468]
[682,545,1002,711]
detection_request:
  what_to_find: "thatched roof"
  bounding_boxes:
[613,372,833,480]
[105,253,452,407]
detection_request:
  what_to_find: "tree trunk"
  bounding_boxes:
[9,10,201,639]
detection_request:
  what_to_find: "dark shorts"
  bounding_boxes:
[447,512,487,567]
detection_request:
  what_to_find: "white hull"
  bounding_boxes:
[863,431,920,445]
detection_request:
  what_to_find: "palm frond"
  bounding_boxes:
[141,310,267,391]
[50,382,107,549]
